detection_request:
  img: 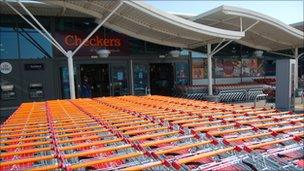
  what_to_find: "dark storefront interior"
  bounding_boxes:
[80,64,110,98]
[150,63,174,96]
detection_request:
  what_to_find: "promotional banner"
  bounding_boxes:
[192,59,207,79]
[54,32,129,56]
[176,62,189,85]
[242,59,264,77]
[215,59,241,78]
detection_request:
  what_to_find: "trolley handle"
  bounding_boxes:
[254,93,268,108]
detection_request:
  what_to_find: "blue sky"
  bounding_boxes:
[145,0,304,24]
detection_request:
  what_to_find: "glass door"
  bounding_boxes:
[80,64,110,98]
[60,66,77,99]
[110,64,129,96]
[149,63,174,96]
[133,63,149,95]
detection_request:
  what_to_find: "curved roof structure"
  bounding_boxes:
[41,0,244,49]
[1,1,303,52]
[191,5,304,51]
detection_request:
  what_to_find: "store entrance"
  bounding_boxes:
[80,64,110,98]
[149,63,174,96]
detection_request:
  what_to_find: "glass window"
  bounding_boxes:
[192,59,207,79]
[180,49,190,57]
[191,51,207,58]
[60,66,77,99]
[128,38,145,54]
[19,29,53,59]
[74,18,96,32]
[0,28,19,59]
[175,62,189,85]
[145,41,174,54]
[242,58,264,77]
[264,60,276,76]
[55,18,74,31]
[133,64,149,95]
[111,64,129,96]
[215,58,241,78]
[17,16,50,31]
[60,66,70,99]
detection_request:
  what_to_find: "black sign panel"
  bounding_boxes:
[24,64,44,71]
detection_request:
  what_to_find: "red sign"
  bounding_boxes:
[55,32,129,56]
[64,35,121,47]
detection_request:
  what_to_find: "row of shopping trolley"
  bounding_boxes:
[175,84,269,102]
[217,88,265,102]
[0,95,303,170]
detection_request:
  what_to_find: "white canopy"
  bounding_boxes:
[2,1,303,51]
[40,0,245,49]
[191,5,304,51]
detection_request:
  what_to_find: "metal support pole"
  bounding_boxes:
[67,51,76,99]
[240,17,243,32]
[211,39,225,54]
[130,59,134,95]
[294,48,299,89]
[243,21,259,32]
[207,44,213,96]
[211,40,233,56]
[5,1,67,56]
[17,0,67,55]
[72,1,123,56]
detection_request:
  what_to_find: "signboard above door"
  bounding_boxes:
[54,32,130,57]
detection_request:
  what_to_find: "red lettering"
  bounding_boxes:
[96,36,103,46]
[64,35,75,46]
[114,39,121,47]
[109,39,115,46]
[103,39,110,46]
[75,35,82,46]
[89,38,96,46]
[84,40,90,47]
[64,34,121,48]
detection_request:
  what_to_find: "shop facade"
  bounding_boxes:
[0,14,301,110]
[0,15,191,109]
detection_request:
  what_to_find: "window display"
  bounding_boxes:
[215,58,241,78]
[242,59,264,77]
[175,62,189,85]
[192,59,207,79]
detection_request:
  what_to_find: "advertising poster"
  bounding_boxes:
[176,62,189,85]
[215,59,241,78]
[242,59,264,77]
[133,64,148,91]
[215,59,224,78]
[192,59,207,79]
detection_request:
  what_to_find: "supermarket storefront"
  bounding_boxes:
[0,1,303,111]
[0,14,283,108]
[0,15,191,108]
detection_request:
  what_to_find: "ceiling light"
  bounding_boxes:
[169,50,181,58]
[97,49,111,58]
